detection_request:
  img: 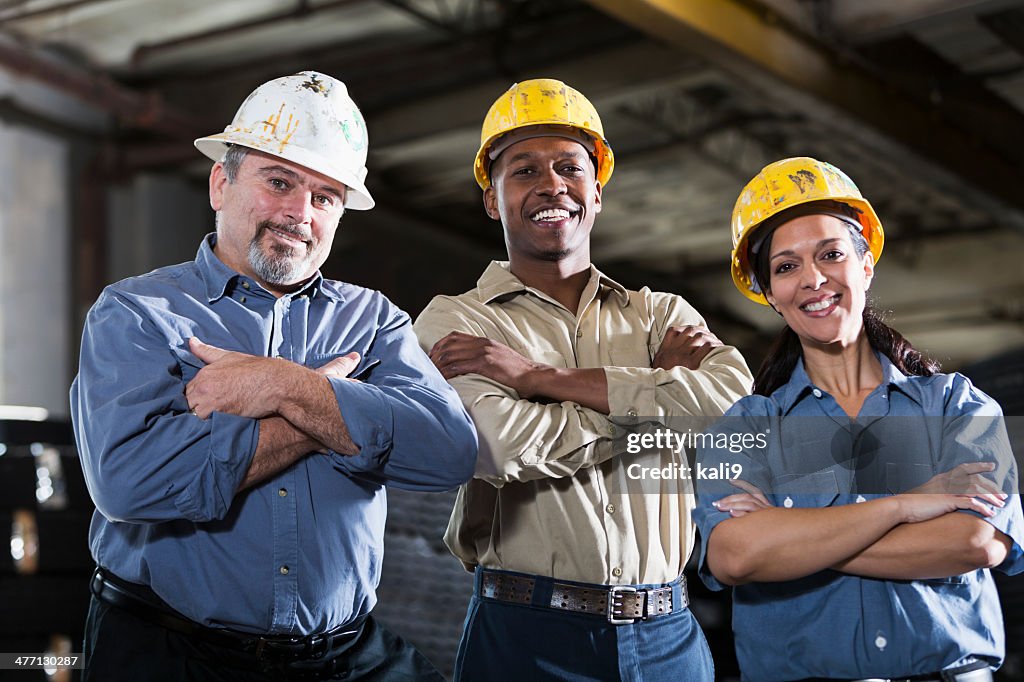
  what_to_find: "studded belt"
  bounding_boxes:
[478,568,687,625]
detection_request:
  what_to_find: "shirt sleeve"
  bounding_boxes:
[326,295,478,492]
[70,290,259,524]
[414,296,620,487]
[940,374,1024,575]
[605,290,753,423]
[693,398,776,591]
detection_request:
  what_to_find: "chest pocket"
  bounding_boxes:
[525,348,568,369]
[770,469,840,509]
[886,462,934,494]
[608,342,655,369]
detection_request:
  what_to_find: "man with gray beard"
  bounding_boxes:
[70,71,476,681]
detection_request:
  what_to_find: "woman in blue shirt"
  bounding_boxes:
[693,157,1024,681]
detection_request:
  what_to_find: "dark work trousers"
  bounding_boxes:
[453,570,715,681]
[82,595,444,682]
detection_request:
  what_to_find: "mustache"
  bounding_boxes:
[257,220,312,243]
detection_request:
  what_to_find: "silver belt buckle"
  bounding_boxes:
[607,585,638,625]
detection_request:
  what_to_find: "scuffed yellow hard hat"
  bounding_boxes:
[474,78,614,189]
[730,157,884,305]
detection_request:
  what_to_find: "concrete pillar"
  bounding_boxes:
[0,122,70,417]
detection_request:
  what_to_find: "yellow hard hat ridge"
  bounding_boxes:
[474,78,614,189]
[729,157,885,305]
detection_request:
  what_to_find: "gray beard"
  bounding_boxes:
[248,223,311,285]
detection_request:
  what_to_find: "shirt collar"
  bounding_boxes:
[775,350,920,414]
[195,233,342,303]
[474,260,630,306]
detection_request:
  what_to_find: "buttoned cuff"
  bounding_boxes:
[327,377,395,472]
[605,366,657,423]
[694,508,731,591]
[175,412,259,522]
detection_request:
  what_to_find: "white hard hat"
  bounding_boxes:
[194,71,374,210]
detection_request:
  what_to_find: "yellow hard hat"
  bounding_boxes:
[474,78,614,190]
[730,157,884,305]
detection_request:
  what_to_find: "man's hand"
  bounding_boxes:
[429,331,543,397]
[186,337,294,419]
[652,326,722,370]
[316,352,361,382]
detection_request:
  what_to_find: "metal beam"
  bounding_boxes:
[0,36,203,139]
[131,0,368,67]
[582,0,1024,227]
[0,0,114,25]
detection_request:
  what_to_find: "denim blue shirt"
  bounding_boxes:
[70,234,477,634]
[694,353,1024,681]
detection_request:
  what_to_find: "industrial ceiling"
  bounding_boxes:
[3,0,1024,369]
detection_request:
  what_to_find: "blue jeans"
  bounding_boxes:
[454,568,715,681]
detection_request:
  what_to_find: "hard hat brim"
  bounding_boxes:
[194,135,375,211]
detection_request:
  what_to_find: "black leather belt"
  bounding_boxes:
[479,568,687,625]
[90,567,365,664]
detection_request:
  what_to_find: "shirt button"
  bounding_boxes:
[279,488,288,497]
[606,503,616,514]
[783,496,794,508]
[280,565,290,575]
[534,439,544,448]
[607,426,615,436]
[240,296,247,303]
[242,282,250,290]
[812,388,822,398]
[611,567,622,578]
[627,409,637,417]
[855,495,866,503]
[874,634,887,650]
[576,330,583,339]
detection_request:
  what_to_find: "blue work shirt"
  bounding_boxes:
[693,353,1024,681]
[70,234,477,635]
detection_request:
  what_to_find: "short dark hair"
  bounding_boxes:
[221,145,250,183]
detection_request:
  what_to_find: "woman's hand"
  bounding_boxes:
[895,492,999,524]
[909,462,1007,509]
[712,479,774,517]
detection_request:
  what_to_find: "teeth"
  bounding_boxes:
[802,296,838,312]
[531,208,571,221]
[270,228,304,243]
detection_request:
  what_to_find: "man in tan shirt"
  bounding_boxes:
[413,79,752,681]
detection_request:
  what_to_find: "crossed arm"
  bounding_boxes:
[414,292,751,485]
[426,324,723,416]
[184,338,361,491]
[707,466,1012,585]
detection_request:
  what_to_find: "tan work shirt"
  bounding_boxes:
[414,261,752,585]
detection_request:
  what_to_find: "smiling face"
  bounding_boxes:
[209,148,347,295]
[483,136,602,269]
[764,214,874,349]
